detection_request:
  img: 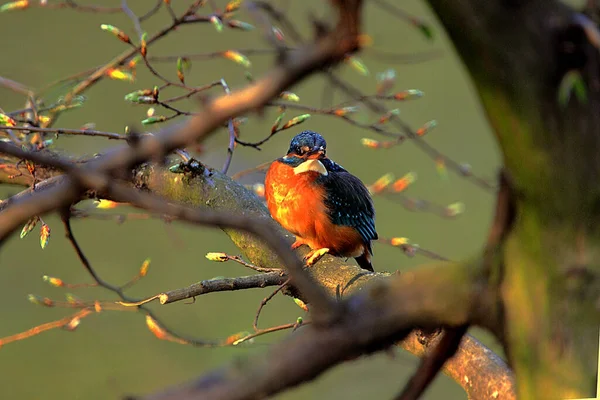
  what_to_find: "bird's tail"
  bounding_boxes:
[355,251,374,272]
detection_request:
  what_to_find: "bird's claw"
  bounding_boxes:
[303,248,329,267]
[291,237,306,250]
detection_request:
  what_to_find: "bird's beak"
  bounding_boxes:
[293,159,328,176]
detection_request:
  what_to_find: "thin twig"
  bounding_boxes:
[0,309,95,346]
[254,278,291,331]
[325,72,496,191]
[61,211,218,346]
[0,125,127,140]
[158,273,288,305]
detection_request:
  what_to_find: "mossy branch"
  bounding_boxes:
[0,147,514,399]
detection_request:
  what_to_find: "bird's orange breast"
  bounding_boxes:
[264,161,365,257]
[265,161,325,238]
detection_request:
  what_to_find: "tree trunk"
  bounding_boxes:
[425,1,600,398]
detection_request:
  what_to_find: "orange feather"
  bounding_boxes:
[265,161,366,258]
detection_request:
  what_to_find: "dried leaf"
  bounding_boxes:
[27,294,53,307]
[0,112,17,127]
[224,331,249,345]
[63,317,81,332]
[140,32,148,57]
[333,106,359,117]
[361,138,380,149]
[280,114,310,130]
[225,0,242,13]
[222,50,251,68]
[106,68,135,82]
[391,237,409,246]
[0,0,29,12]
[94,199,120,209]
[40,223,50,249]
[42,275,63,287]
[394,89,424,100]
[370,173,394,194]
[271,112,285,134]
[20,216,39,239]
[100,24,131,44]
[416,120,437,136]
[392,172,416,192]
[139,258,151,277]
[293,298,309,312]
[378,108,400,125]
[145,315,167,340]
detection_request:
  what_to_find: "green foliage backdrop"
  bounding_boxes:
[0,1,501,398]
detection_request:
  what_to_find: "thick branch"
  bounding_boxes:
[138,160,515,399]
[0,141,338,322]
[0,0,370,326]
[0,1,520,395]
[401,332,516,400]
[0,145,515,399]
[0,1,362,242]
[138,261,479,400]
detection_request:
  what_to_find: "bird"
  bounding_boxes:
[264,130,378,271]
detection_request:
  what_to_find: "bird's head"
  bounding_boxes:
[286,130,327,158]
[282,131,329,176]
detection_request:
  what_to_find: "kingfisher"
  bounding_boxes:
[264,130,378,271]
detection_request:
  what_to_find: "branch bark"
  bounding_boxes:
[137,161,515,399]
[0,146,515,399]
[0,0,369,323]
[0,1,522,398]
[137,261,481,400]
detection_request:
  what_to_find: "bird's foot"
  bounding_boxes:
[291,237,306,250]
[303,248,329,267]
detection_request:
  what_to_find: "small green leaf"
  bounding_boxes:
[210,15,224,32]
[417,22,434,40]
[141,116,167,125]
[557,70,588,107]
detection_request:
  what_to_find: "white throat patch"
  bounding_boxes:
[293,159,328,176]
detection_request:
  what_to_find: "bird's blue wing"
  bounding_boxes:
[321,158,347,173]
[319,169,378,253]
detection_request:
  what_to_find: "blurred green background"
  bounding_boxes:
[0,1,503,399]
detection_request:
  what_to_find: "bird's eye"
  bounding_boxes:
[297,146,310,156]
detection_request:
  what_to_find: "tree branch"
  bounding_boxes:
[158,273,287,305]
[0,2,520,397]
[134,261,482,400]
[0,144,515,399]
[0,0,370,324]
